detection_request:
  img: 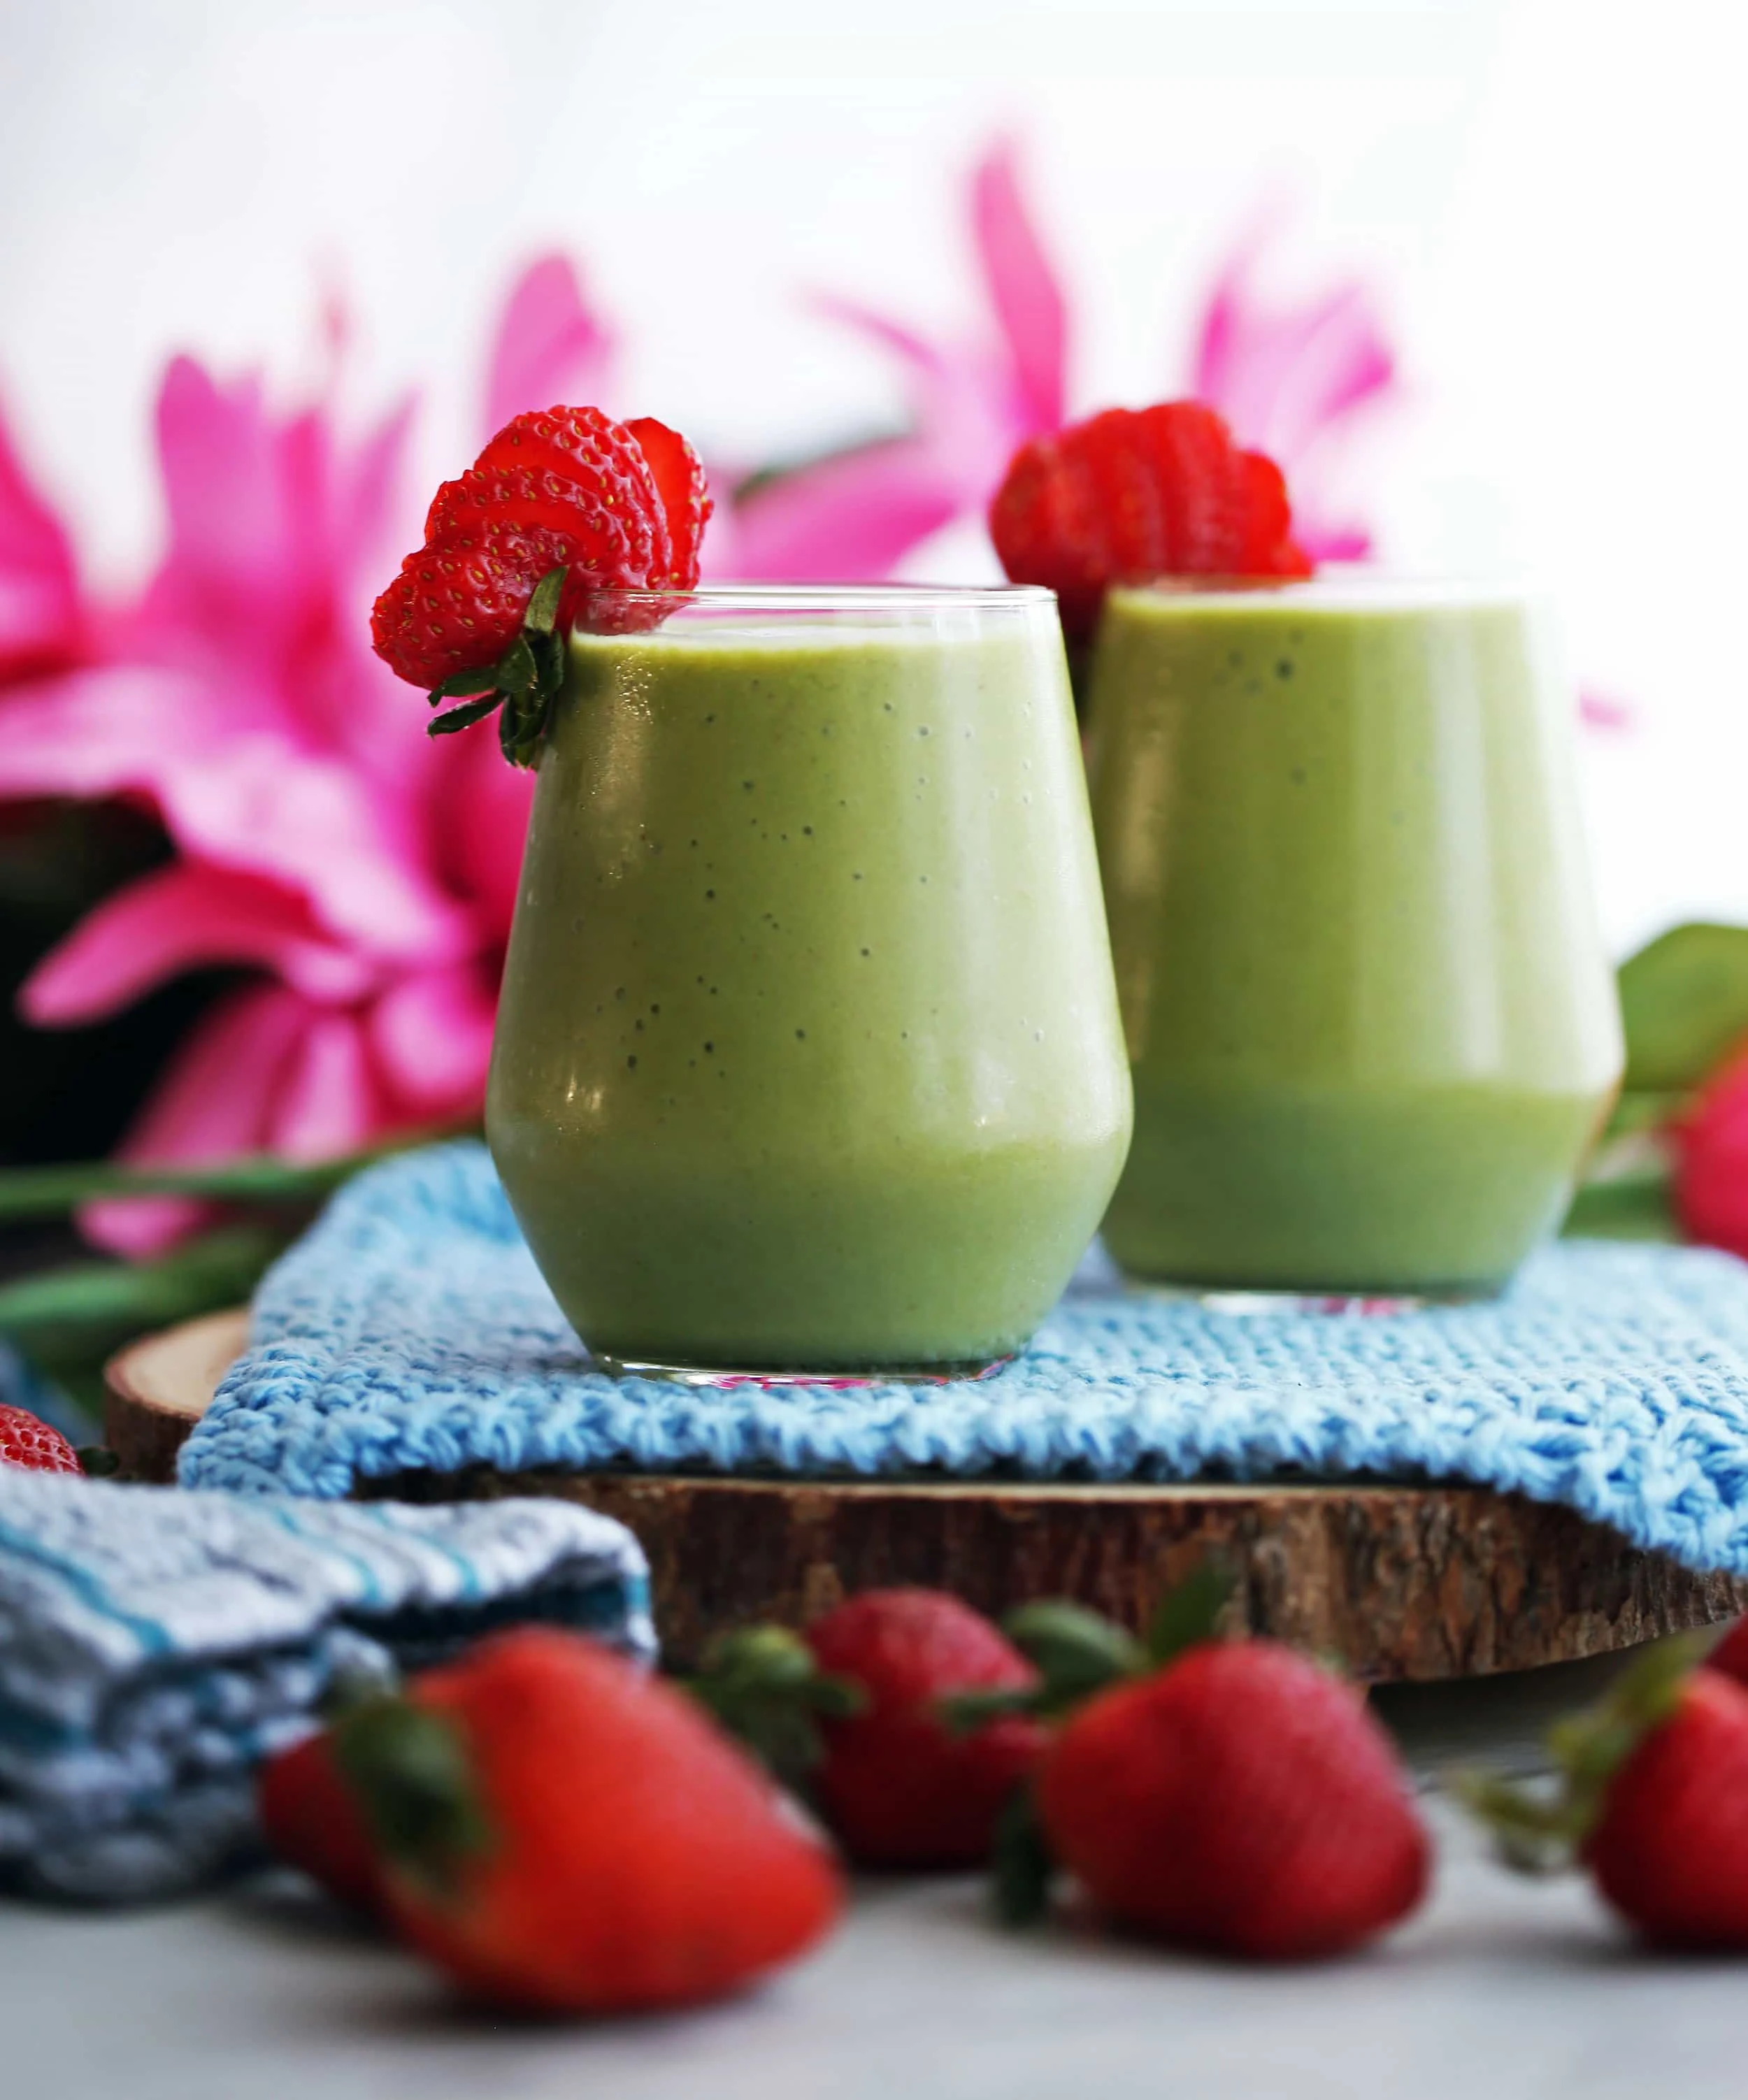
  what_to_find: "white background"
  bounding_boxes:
[1,0,1742,954]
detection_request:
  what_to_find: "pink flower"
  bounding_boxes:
[1187,220,1396,562]
[721,143,1396,583]
[717,138,1066,581]
[0,257,607,1252]
[0,396,86,681]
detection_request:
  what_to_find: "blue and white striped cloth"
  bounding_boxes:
[0,1469,652,1902]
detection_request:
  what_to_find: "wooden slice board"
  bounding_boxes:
[106,1309,1748,1681]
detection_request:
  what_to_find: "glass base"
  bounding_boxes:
[592,1352,1015,1388]
[1131,1282,1503,1317]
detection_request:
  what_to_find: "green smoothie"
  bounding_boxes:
[487,589,1132,1372]
[1086,580,1623,1295]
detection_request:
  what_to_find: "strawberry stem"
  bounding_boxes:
[1456,1632,1712,1874]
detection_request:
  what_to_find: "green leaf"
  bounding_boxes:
[427,663,501,703]
[991,1788,1055,1928]
[1450,1767,1579,1876]
[0,1225,287,1347]
[1003,1600,1145,1713]
[937,1684,1043,1736]
[500,693,550,771]
[685,1625,864,1788]
[1145,1553,1237,1667]
[0,1129,466,1223]
[1601,1090,1686,1144]
[1561,1166,1677,1242]
[523,565,569,637]
[495,634,538,698]
[331,1693,492,1897]
[428,693,504,738]
[531,629,566,699]
[1619,922,1748,1092]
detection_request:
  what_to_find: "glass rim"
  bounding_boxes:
[1106,565,1544,611]
[573,582,1056,612]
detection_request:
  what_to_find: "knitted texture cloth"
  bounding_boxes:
[0,1468,652,1903]
[184,1142,1748,1577]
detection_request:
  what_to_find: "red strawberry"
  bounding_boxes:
[1705,1615,1748,1688]
[1673,1047,1748,1262]
[804,1590,1046,1869]
[333,1627,840,2014]
[371,519,589,695]
[1036,1641,1429,1959]
[625,417,713,589]
[989,401,1312,644]
[370,405,710,765]
[257,1728,384,1915]
[0,1403,83,1476]
[1582,1668,1748,1947]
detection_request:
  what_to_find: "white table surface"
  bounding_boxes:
[7,1651,1747,2100]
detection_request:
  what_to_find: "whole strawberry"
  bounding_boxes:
[0,1403,83,1476]
[694,1590,1045,1870]
[257,1728,383,1915]
[808,1590,1046,1869]
[331,1627,840,2013]
[1470,1634,1748,1949]
[1703,1613,1748,1688]
[1584,1669,1748,1946]
[1037,1641,1429,1959]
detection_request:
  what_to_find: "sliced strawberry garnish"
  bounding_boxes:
[625,416,712,589]
[989,401,1312,643]
[475,408,672,581]
[370,403,713,767]
[424,466,655,589]
[371,520,583,692]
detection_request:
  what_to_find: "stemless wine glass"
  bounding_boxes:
[487,584,1133,1379]
[1085,574,1624,1300]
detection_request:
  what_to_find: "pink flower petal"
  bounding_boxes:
[268,1007,390,1160]
[482,254,616,438]
[0,393,83,677]
[79,983,314,1254]
[20,860,377,1026]
[808,293,950,383]
[1580,689,1636,733]
[423,724,533,940]
[367,964,497,1115]
[0,667,470,963]
[1189,225,1396,557]
[970,139,1067,436]
[721,440,963,582]
[337,391,418,580]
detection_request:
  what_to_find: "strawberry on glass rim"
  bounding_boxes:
[371,405,711,768]
[988,400,1312,646]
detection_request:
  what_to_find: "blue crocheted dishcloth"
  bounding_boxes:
[182,1141,1748,1576]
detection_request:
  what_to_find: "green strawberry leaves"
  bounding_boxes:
[1456,1630,1711,1874]
[1619,923,1748,1093]
[331,1691,495,1900]
[427,564,570,770]
[685,1625,866,1790]
[942,1558,1238,1735]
